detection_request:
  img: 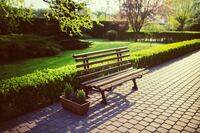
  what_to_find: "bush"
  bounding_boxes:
[142,23,166,32]
[0,65,77,122]
[119,32,200,42]
[76,89,86,104]
[105,30,118,41]
[84,21,128,38]
[64,83,74,98]
[0,34,61,61]
[59,39,92,50]
[130,39,200,67]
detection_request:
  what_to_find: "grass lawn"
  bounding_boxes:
[0,39,163,80]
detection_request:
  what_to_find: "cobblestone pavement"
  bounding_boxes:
[0,51,200,133]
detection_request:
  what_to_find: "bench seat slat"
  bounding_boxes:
[84,68,145,87]
[82,68,135,85]
[100,71,148,91]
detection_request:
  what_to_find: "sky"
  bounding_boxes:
[24,0,120,14]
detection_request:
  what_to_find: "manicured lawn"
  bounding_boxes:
[0,39,162,80]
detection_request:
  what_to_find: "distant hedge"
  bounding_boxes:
[1,39,200,122]
[131,39,200,67]
[84,21,129,38]
[119,32,200,42]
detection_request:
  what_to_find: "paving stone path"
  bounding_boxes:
[0,51,200,133]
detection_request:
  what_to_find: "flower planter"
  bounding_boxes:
[60,95,90,115]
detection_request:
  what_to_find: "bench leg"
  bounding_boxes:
[84,88,90,98]
[132,79,138,90]
[100,90,107,104]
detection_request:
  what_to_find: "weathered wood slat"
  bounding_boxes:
[78,60,130,74]
[100,71,146,91]
[82,68,135,85]
[76,54,129,68]
[73,46,128,58]
[75,49,129,61]
[77,63,132,80]
[92,68,145,87]
[85,68,144,87]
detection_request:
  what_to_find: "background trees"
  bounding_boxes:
[119,0,163,32]
[0,0,34,32]
[166,0,200,31]
[43,0,93,36]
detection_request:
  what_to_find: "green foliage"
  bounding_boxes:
[76,89,86,102]
[130,39,200,67]
[0,34,61,61]
[142,23,166,32]
[59,39,92,50]
[0,64,77,121]
[105,30,118,41]
[0,0,34,32]
[45,0,93,36]
[119,32,200,42]
[64,83,73,97]
[167,0,200,31]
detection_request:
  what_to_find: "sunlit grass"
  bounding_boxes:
[0,38,162,80]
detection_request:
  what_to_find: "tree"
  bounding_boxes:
[119,0,163,32]
[0,0,34,32]
[166,0,200,31]
[43,0,93,36]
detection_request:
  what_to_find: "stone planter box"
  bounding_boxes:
[60,95,90,115]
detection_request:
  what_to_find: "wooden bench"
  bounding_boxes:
[73,47,148,104]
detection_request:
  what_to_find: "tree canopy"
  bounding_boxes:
[0,0,34,32]
[43,0,93,36]
[119,0,163,32]
[166,0,200,31]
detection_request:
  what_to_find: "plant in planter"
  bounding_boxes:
[60,83,90,115]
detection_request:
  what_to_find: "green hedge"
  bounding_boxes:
[0,65,77,122]
[130,39,200,67]
[0,39,200,122]
[119,32,200,42]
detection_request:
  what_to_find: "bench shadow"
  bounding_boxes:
[29,89,136,132]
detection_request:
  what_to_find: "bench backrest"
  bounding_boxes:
[73,47,132,82]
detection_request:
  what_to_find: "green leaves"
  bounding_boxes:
[0,64,77,94]
[45,0,93,36]
[130,39,200,67]
[0,0,34,32]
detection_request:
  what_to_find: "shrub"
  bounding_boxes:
[64,83,74,98]
[0,34,61,61]
[130,39,200,67]
[59,39,92,50]
[0,65,77,122]
[119,32,200,42]
[84,21,128,38]
[76,89,86,104]
[105,30,118,41]
[142,23,166,32]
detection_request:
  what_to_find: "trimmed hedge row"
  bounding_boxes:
[131,39,200,67]
[0,65,77,122]
[119,32,200,42]
[0,39,200,122]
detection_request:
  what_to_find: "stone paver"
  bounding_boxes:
[0,51,200,133]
